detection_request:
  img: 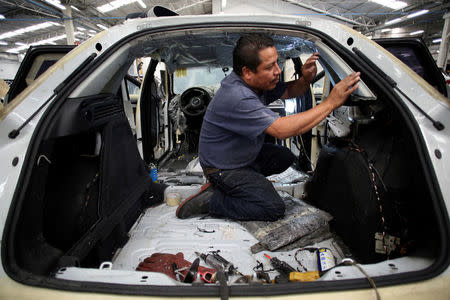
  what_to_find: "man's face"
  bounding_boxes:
[245,46,281,93]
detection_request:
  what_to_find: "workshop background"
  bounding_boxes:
[0,0,449,86]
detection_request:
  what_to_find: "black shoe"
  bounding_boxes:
[176,183,213,219]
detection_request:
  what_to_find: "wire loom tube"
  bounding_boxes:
[340,258,380,300]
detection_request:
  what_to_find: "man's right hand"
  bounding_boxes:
[326,72,361,110]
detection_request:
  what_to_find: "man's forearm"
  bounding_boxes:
[265,100,334,139]
[267,72,361,140]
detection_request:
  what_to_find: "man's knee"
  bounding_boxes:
[249,195,285,221]
[261,203,285,221]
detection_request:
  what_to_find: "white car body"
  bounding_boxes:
[0,14,449,300]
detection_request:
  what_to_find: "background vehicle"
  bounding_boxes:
[3,45,76,105]
[375,37,448,98]
[0,14,449,299]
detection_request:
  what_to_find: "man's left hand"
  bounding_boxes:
[301,53,319,83]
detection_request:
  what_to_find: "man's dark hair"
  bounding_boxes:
[233,34,275,76]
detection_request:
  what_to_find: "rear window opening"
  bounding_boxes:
[3,25,447,296]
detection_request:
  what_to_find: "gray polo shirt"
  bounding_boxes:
[199,71,285,169]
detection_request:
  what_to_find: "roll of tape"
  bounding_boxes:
[165,192,181,206]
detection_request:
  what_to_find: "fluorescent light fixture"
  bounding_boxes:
[381,28,391,32]
[89,30,97,33]
[0,14,5,19]
[44,0,66,10]
[370,0,407,10]
[407,10,428,19]
[0,41,7,45]
[391,28,403,34]
[385,18,402,25]
[0,22,56,40]
[97,0,148,13]
[33,34,66,44]
[136,0,147,9]
[87,33,96,37]
[433,38,442,43]
[71,5,80,11]
[409,30,424,35]
[97,24,108,30]
[15,42,26,46]
[77,27,86,31]
[7,34,67,53]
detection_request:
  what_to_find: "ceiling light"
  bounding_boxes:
[409,30,424,35]
[34,34,66,44]
[44,0,66,10]
[0,41,7,45]
[385,18,403,25]
[370,0,407,10]
[89,30,97,33]
[97,24,108,30]
[407,9,429,19]
[433,38,442,43]
[77,27,86,31]
[381,28,391,32]
[0,22,56,40]
[87,33,96,37]
[391,28,403,34]
[97,0,148,13]
[71,5,80,11]
[15,42,26,46]
[0,14,5,19]
[7,34,67,53]
[136,0,147,9]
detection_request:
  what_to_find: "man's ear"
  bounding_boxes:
[241,66,254,81]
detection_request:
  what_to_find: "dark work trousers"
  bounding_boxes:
[207,143,295,221]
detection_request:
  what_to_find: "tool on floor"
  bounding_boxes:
[264,253,321,283]
[183,257,200,283]
[264,254,296,283]
[196,251,242,276]
[252,260,271,283]
[288,270,320,282]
